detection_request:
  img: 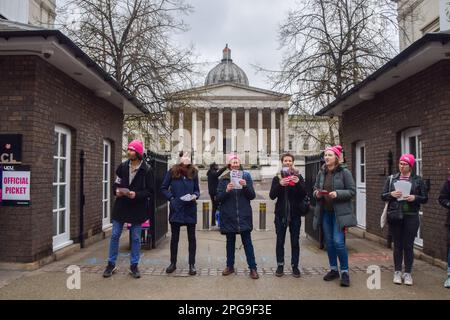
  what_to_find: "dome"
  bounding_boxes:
[205,45,249,86]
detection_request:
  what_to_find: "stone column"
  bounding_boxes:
[165,110,172,153]
[217,106,224,164]
[178,109,184,153]
[204,107,211,164]
[192,108,197,164]
[284,109,289,152]
[244,107,250,165]
[257,108,263,163]
[271,107,277,160]
[231,108,237,153]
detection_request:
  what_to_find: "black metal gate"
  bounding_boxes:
[304,153,324,248]
[144,150,169,248]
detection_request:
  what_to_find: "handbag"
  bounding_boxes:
[380,175,392,230]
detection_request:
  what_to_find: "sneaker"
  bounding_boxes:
[323,270,340,281]
[292,266,301,278]
[275,265,284,277]
[393,271,402,285]
[165,263,177,274]
[129,264,141,279]
[102,263,117,278]
[403,273,413,286]
[340,272,350,287]
[444,277,450,288]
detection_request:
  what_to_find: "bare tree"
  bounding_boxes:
[57,0,199,153]
[260,0,401,147]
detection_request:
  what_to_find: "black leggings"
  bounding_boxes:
[390,214,420,273]
[170,223,196,265]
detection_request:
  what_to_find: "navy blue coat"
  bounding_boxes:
[160,169,200,225]
[216,171,256,233]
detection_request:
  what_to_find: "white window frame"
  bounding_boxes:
[401,127,423,247]
[53,125,73,251]
[102,140,112,230]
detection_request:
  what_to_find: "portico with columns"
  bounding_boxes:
[166,45,291,177]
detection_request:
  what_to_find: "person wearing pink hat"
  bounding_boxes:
[313,145,356,287]
[103,140,154,279]
[216,153,259,279]
[381,153,428,286]
[161,151,200,276]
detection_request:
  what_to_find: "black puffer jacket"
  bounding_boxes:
[438,177,450,227]
[269,173,307,225]
[112,160,154,224]
[381,172,428,219]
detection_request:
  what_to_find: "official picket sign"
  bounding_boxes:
[0,165,31,206]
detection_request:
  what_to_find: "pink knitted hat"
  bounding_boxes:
[325,145,343,159]
[399,153,415,168]
[227,153,240,164]
[127,140,144,156]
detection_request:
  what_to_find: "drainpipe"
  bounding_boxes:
[79,150,86,249]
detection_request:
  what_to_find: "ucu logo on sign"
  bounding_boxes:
[2,166,14,171]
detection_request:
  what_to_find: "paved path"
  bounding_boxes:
[0,182,449,299]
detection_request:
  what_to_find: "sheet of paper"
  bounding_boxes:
[117,187,130,195]
[180,194,196,201]
[231,170,243,189]
[394,180,412,201]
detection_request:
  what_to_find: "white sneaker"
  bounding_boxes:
[445,277,450,288]
[403,273,413,286]
[393,271,402,285]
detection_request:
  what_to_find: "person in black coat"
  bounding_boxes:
[103,140,154,279]
[161,151,200,276]
[438,176,450,288]
[269,153,307,278]
[216,154,259,279]
[207,162,227,227]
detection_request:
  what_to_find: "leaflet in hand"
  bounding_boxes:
[231,170,243,189]
[180,194,197,201]
[394,180,412,201]
[116,187,130,196]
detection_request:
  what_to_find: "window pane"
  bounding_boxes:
[53,158,58,183]
[409,136,416,156]
[360,147,365,164]
[54,132,59,156]
[59,159,66,183]
[59,185,66,209]
[360,165,365,183]
[104,144,109,162]
[104,163,108,180]
[53,211,58,236]
[103,182,108,200]
[60,134,67,157]
[52,185,58,210]
[103,201,108,219]
[59,210,66,234]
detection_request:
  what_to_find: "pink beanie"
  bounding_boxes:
[128,140,144,157]
[227,153,240,164]
[399,153,415,168]
[325,145,343,159]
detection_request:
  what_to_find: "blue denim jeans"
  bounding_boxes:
[108,220,142,265]
[226,231,257,270]
[322,210,349,272]
[448,227,450,276]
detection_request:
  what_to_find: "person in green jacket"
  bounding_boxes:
[313,145,356,287]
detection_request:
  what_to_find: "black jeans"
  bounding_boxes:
[170,223,196,265]
[390,214,420,273]
[274,214,301,267]
[210,195,219,226]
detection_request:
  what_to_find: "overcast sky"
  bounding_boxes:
[174,0,298,90]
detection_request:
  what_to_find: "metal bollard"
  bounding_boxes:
[259,202,266,230]
[203,201,210,230]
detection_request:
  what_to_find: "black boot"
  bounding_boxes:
[103,262,117,278]
[189,264,197,276]
[323,270,340,281]
[129,264,141,279]
[340,272,350,287]
[166,262,177,274]
[275,265,284,277]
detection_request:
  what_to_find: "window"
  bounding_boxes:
[359,146,365,183]
[53,125,72,250]
[302,135,310,151]
[401,127,423,247]
[102,140,112,229]
[288,135,294,151]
